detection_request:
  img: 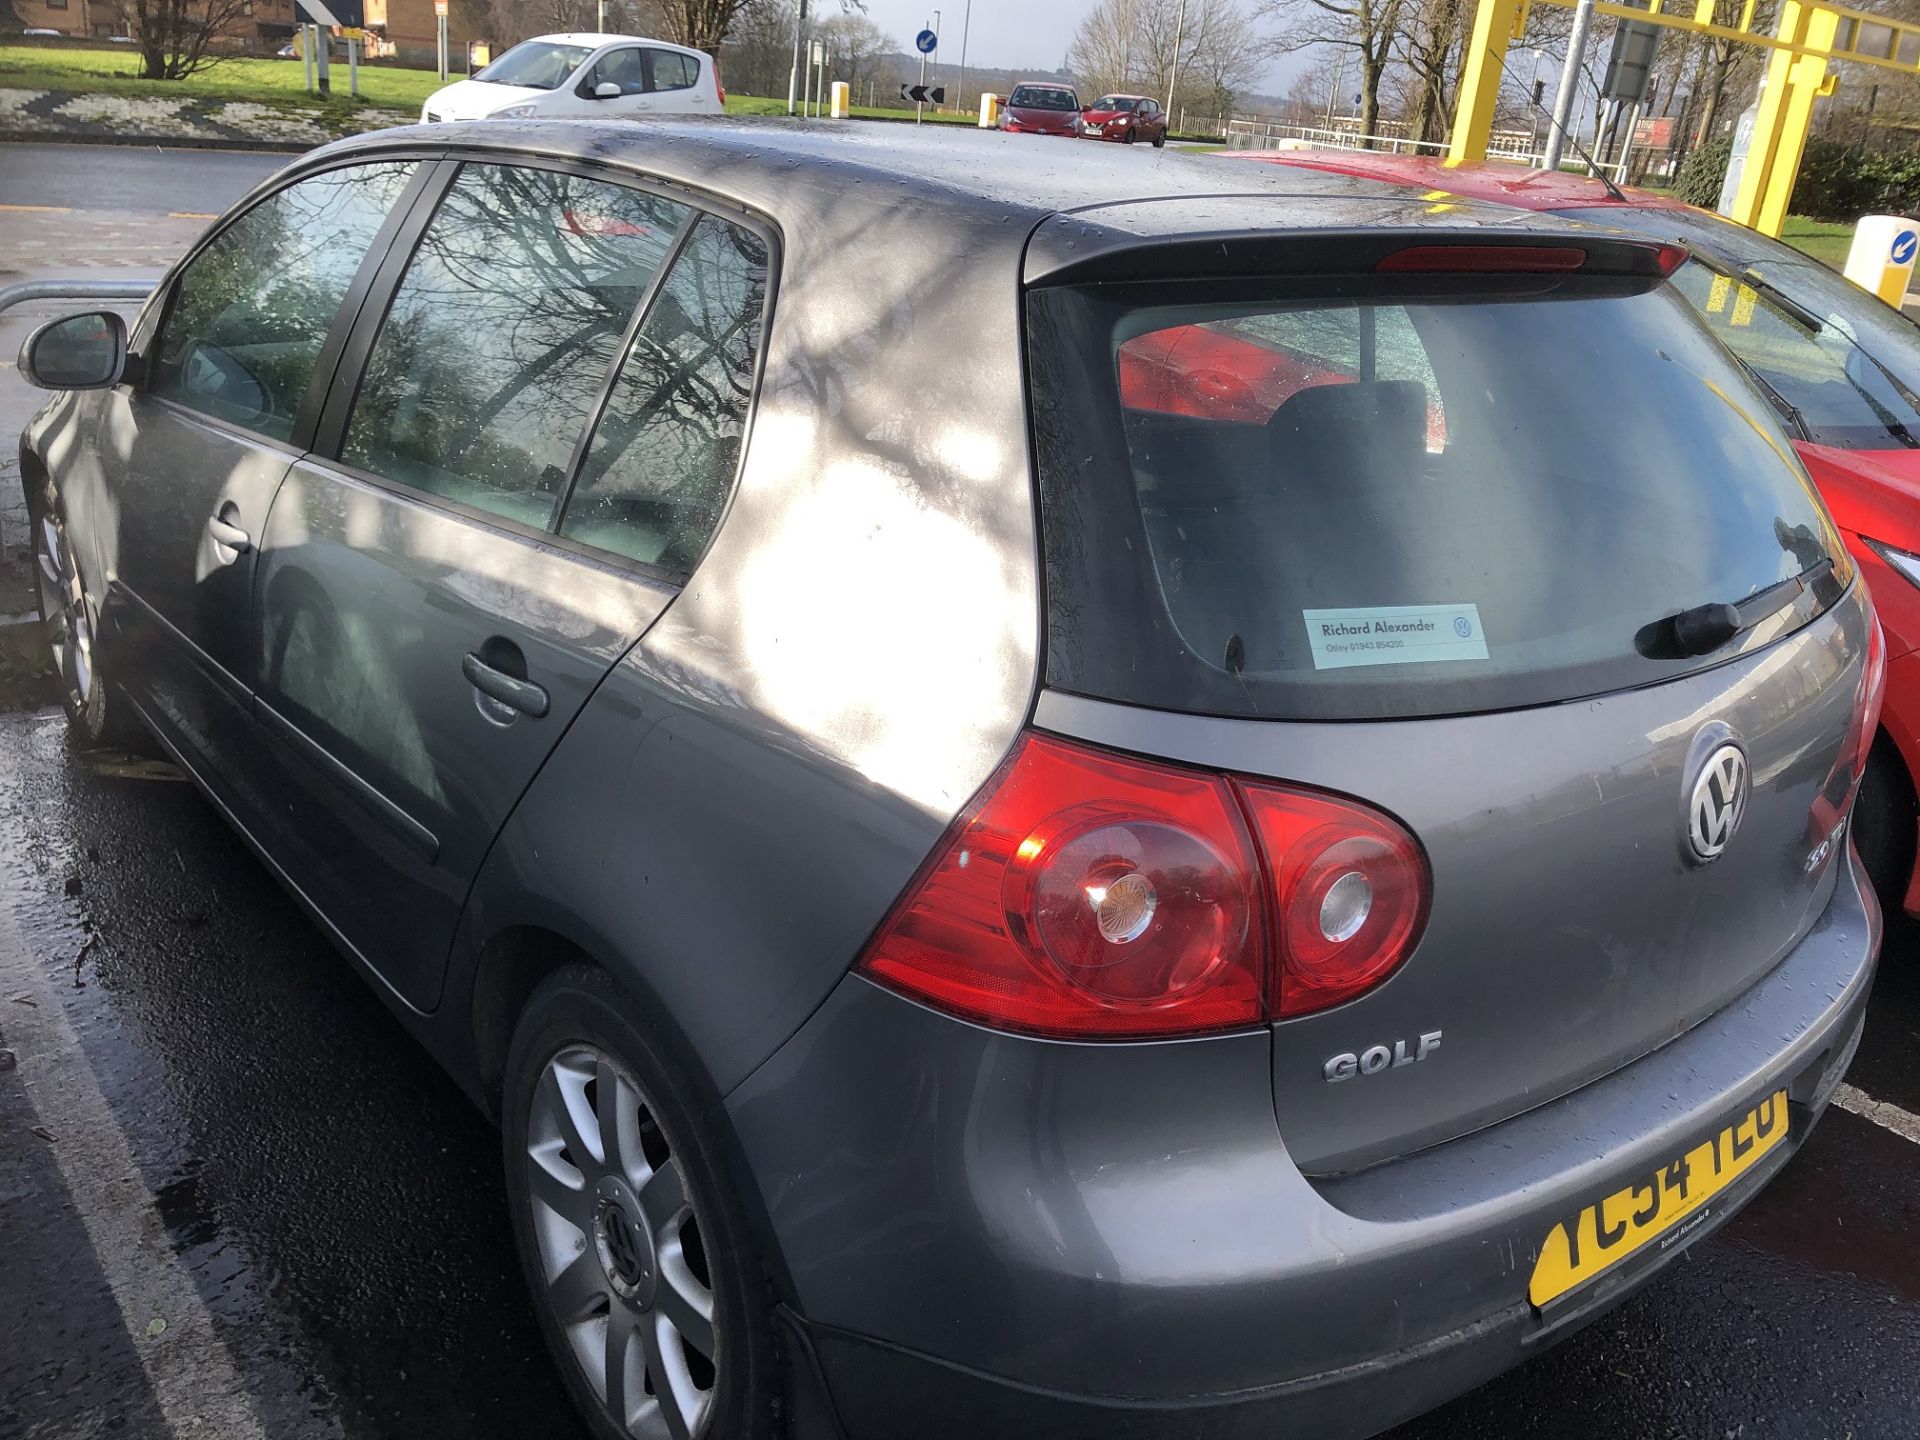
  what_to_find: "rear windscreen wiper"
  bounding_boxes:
[1664,557,1835,657]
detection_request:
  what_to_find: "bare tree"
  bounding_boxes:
[1256,0,1409,143]
[657,0,790,55]
[1400,0,1464,143]
[125,0,258,80]
[1067,0,1271,119]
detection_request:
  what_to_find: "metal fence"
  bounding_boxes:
[1217,117,1540,160]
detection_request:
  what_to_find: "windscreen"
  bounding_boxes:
[475,41,593,88]
[1665,258,1920,450]
[1010,86,1077,110]
[1091,96,1139,111]
[1559,204,1920,410]
[1028,273,1845,721]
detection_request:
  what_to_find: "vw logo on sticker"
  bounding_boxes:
[1452,616,1473,638]
[1893,230,1918,266]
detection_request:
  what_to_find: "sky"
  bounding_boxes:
[844,0,1313,97]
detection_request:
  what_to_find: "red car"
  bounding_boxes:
[1077,93,1168,146]
[1210,148,1920,914]
[999,81,1080,137]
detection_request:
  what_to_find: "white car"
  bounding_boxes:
[420,32,722,123]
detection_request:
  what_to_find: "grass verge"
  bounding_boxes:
[0,44,980,125]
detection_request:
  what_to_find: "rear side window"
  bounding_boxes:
[342,164,688,529]
[151,161,416,441]
[1029,275,1845,721]
[1669,260,1920,450]
[648,49,698,91]
[559,215,769,572]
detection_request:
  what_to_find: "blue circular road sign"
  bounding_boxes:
[1892,229,1917,266]
[915,28,937,53]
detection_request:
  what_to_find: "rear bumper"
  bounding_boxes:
[729,851,1879,1440]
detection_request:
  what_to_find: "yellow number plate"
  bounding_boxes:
[1529,1090,1789,1308]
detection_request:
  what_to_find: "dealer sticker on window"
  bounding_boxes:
[1303,604,1489,670]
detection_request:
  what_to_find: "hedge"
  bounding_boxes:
[1675,133,1920,221]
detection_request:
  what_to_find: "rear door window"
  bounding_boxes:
[150,161,416,441]
[341,164,688,530]
[1029,273,1845,720]
[558,215,769,572]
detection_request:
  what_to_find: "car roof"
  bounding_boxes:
[1218,149,1693,213]
[317,117,1530,220]
[1090,93,1150,101]
[527,31,702,54]
[307,119,1630,285]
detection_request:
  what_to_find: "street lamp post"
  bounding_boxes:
[957,0,972,118]
[1164,0,1187,115]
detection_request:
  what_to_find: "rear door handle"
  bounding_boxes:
[207,514,251,554]
[462,652,549,719]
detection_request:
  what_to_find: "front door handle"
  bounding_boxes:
[462,652,549,719]
[207,514,251,554]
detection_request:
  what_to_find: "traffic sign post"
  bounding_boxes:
[1844,215,1920,307]
[435,0,449,82]
[914,25,936,123]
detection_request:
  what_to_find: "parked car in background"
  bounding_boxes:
[421,32,721,123]
[999,80,1080,136]
[18,123,1883,1440]
[1078,93,1168,146]
[1224,148,1920,923]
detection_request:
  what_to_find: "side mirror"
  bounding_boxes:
[593,80,621,99]
[19,310,128,391]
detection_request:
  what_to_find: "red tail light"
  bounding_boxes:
[1844,613,1888,787]
[713,64,726,105]
[1239,785,1430,1017]
[858,733,1430,1038]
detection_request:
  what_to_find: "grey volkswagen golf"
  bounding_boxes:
[15,122,1886,1439]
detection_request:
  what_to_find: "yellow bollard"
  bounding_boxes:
[829,81,850,119]
[1843,216,1920,307]
[979,93,1001,128]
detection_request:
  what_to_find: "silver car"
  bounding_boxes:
[16,122,1884,1439]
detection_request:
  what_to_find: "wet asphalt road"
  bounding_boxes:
[6,143,1920,1440]
[3,698,1920,1440]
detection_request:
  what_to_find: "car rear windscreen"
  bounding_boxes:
[1027,272,1847,721]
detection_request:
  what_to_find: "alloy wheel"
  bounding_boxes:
[526,1045,719,1440]
[35,516,94,713]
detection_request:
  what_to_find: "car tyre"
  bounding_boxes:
[1123,124,1137,144]
[31,507,141,749]
[1852,733,1916,914]
[502,965,780,1440]
[1152,128,1166,148]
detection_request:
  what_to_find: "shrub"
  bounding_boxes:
[1676,137,1731,208]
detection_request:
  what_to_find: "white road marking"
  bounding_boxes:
[0,867,271,1440]
[1833,1082,1920,1147]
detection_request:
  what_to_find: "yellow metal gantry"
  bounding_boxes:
[1448,0,1920,234]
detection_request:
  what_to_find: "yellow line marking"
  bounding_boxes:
[169,211,218,219]
[0,203,72,214]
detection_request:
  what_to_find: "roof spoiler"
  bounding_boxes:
[1025,223,1690,288]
